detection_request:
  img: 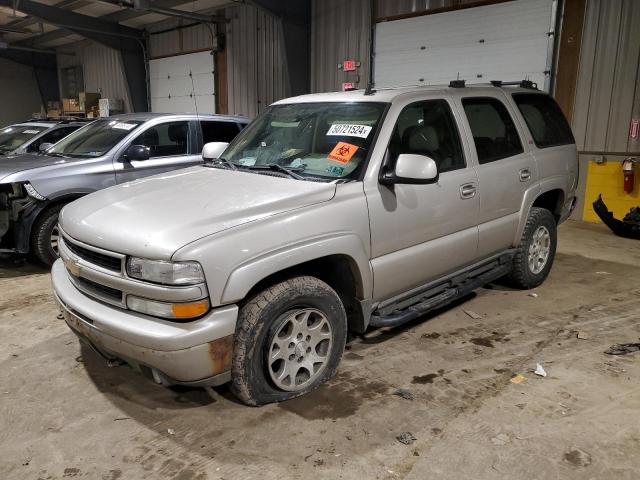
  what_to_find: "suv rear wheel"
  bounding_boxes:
[31,204,64,266]
[231,276,347,406]
[505,207,557,289]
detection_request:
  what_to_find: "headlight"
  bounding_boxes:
[126,257,205,285]
[24,182,46,200]
[127,295,209,319]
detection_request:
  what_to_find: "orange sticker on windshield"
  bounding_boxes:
[328,142,358,164]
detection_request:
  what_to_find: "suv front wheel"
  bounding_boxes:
[31,204,65,266]
[505,207,557,289]
[231,276,347,406]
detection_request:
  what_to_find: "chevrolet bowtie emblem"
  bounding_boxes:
[64,258,81,277]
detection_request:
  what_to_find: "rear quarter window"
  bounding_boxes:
[512,93,574,148]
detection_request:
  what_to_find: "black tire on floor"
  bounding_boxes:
[231,276,347,406]
[31,204,64,266]
[505,207,557,289]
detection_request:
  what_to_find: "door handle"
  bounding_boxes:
[460,183,477,199]
[519,168,532,182]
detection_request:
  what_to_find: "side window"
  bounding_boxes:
[512,93,574,148]
[132,121,189,158]
[462,97,523,164]
[27,127,74,152]
[201,121,240,143]
[389,99,465,173]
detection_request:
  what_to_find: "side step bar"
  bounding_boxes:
[369,254,513,329]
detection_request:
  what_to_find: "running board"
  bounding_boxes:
[369,255,513,329]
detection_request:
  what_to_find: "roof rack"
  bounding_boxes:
[27,116,93,123]
[490,80,538,90]
[449,79,466,88]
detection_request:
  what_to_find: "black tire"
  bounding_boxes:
[31,204,64,267]
[231,276,347,406]
[505,207,557,289]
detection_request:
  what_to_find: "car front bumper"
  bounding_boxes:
[51,259,238,386]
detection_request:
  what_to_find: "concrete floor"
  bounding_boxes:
[1,220,639,480]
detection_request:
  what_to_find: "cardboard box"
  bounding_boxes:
[63,98,80,113]
[47,109,61,119]
[79,92,101,112]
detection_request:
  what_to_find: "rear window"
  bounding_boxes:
[201,120,241,143]
[512,93,574,148]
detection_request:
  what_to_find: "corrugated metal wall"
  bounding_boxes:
[56,40,132,112]
[572,0,640,154]
[225,3,290,118]
[147,18,217,58]
[310,0,371,93]
[0,59,43,125]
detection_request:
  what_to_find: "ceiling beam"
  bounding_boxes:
[5,0,91,30]
[12,0,191,47]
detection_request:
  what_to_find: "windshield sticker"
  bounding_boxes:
[22,129,41,135]
[112,122,137,131]
[327,142,358,164]
[326,124,372,139]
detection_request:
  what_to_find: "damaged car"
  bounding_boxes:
[53,83,579,405]
[0,113,248,265]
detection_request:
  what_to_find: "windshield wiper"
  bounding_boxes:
[204,157,237,170]
[243,163,305,180]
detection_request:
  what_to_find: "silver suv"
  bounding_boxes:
[0,113,247,265]
[52,84,578,405]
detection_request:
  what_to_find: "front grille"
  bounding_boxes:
[75,275,123,302]
[64,238,122,272]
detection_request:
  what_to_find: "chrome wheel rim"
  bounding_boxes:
[50,225,60,255]
[267,308,333,392]
[528,226,551,274]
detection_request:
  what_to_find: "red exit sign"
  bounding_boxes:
[343,60,356,71]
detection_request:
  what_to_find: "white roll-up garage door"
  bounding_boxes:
[149,50,216,114]
[374,0,556,91]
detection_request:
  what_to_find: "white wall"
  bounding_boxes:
[0,59,43,126]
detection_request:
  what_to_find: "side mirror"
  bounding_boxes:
[124,144,150,161]
[202,142,229,161]
[380,153,439,185]
[38,142,53,153]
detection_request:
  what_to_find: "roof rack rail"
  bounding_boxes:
[490,80,538,90]
[449,79,466,88]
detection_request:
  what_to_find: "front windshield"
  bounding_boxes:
[222,102,387,180]
[0,125,47,153]
[48,119,143,158]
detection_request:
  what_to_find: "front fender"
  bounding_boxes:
[220,232,372,304]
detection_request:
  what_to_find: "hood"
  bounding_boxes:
[0,153,79,183]
[60,166,337,260]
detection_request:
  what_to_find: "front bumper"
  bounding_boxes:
[52,259,238,386]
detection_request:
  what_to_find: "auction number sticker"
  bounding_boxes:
[326,124,372,139]
[328,142,358,164]
[23,130,41,135]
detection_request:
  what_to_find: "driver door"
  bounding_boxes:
[365,98,480,302]
[114,120,202,184]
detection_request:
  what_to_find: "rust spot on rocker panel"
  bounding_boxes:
[208,335,234,375]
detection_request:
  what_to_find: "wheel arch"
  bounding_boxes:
[228,253,371,334]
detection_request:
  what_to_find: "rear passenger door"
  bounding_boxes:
[114,120,202,184]
[457,94,537,258]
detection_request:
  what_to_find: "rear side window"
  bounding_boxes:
[201,121,240,143]
[512,93,574,148]
[462,97,523,164]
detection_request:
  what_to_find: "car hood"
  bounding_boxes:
[60,166,337,260]
[0,153,76,182]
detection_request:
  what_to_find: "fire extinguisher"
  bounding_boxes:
[623,157,637,193]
